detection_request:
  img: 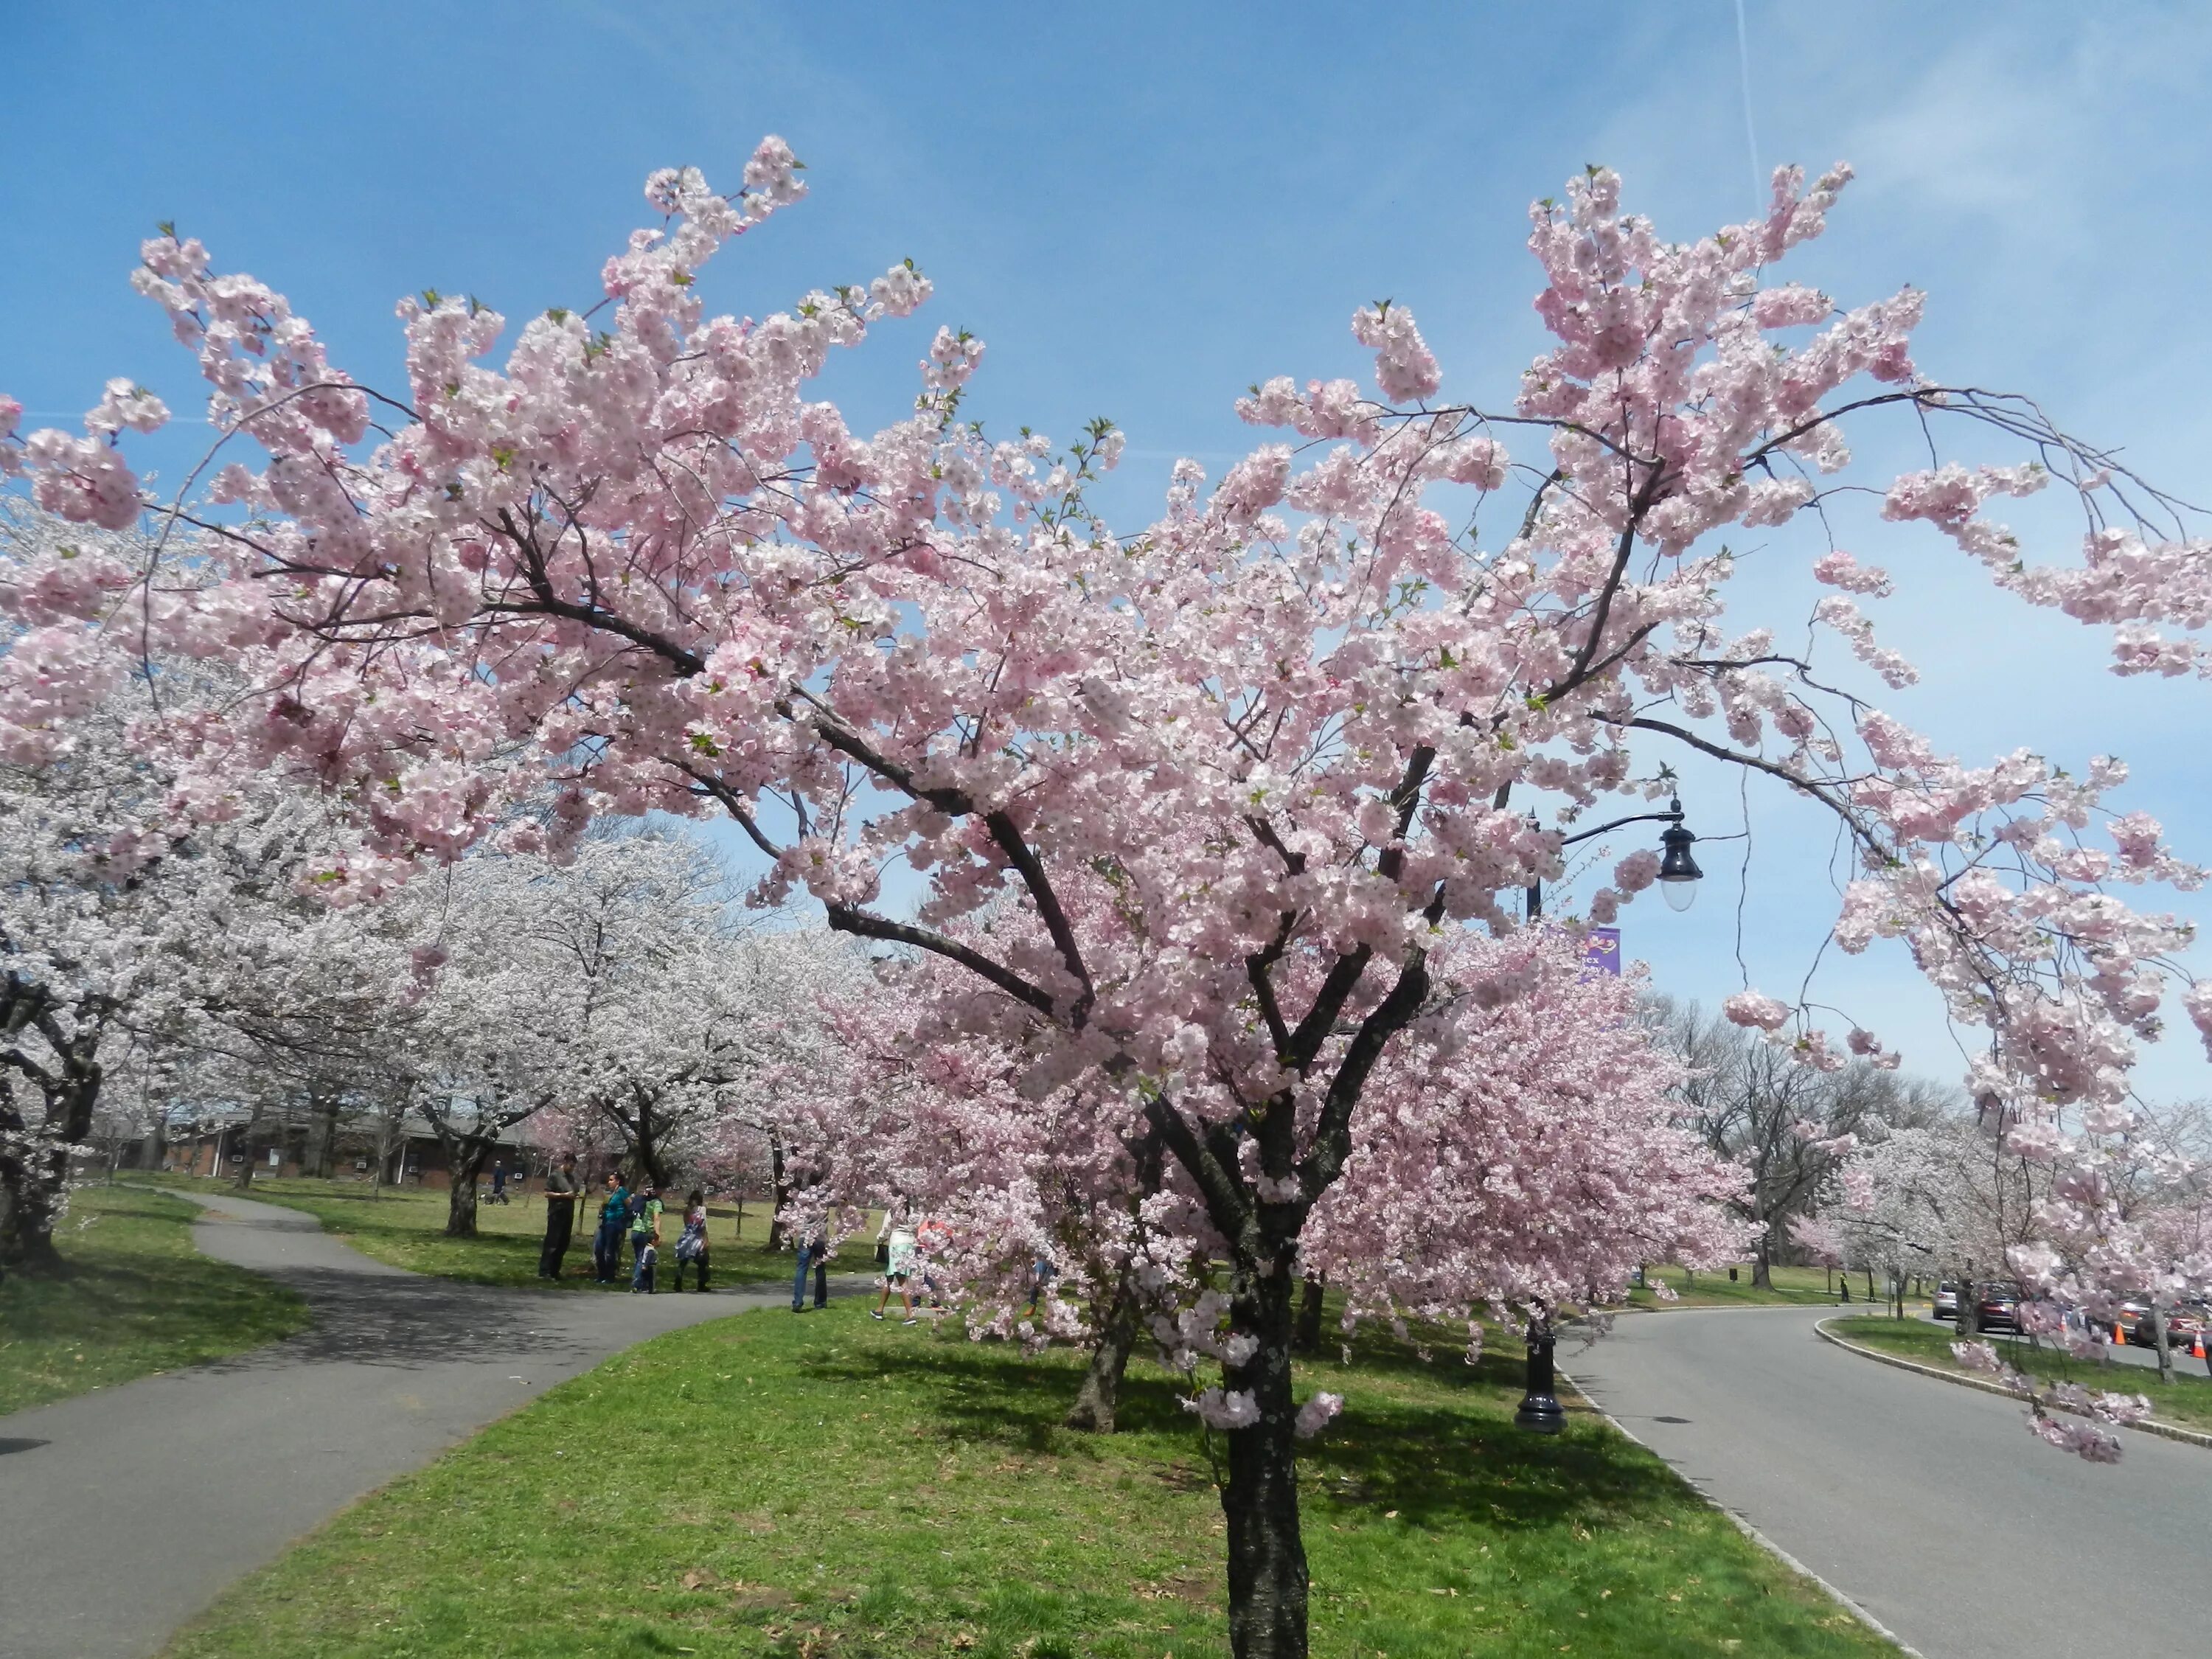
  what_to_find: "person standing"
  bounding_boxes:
[630,1184,664,1293]
[538,1152,582,1279]
[871,1198,919,1325]
[490,1161,509,1205]
[593,1171,630,1284]
[790,1213,830,1312]
[672,1189,711,1292]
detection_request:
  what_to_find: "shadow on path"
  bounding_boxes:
[0,1186,811,1659]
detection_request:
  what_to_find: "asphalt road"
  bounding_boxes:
[1567,1306,2212,1659]
[0,1189,824,1659]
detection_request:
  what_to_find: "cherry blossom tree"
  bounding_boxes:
[1652,996,1949,1286]
[13,146,2212,1652]
[1787,1210,1846,1293]
[509,832,868,1190]
[793,915,1744,1439]
[782,931,1170,1429]
[1830,1120,2020,1318]
[0,506,420,1259]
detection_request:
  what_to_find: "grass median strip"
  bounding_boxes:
[167,1304,1896,1658]
[1618,1263,1850,1310]
[142,1174,868,1293]
[1826,1315,2212,1436]
[0,1186,308,1416]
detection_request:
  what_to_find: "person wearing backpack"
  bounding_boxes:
[593,1172,630,1284]
[629,1183,664,1293]
[672,1189,711,1292]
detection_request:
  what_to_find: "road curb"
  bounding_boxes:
[1557,1362,1924,1658]
[1813,1319,2212,1453]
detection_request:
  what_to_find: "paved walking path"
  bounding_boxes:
[0,1189,822,1659]
[1568,1305,2212,1659]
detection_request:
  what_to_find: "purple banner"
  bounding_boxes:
[1582,926,1621,975]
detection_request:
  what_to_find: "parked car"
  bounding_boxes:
[1933,1281,1959,1321]
[2124,1302,2208,1348]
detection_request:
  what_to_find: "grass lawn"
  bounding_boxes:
[1618,1262,1855,1310]
[167,1305,1896,1658]
[0,1184,308,1417]
[1827,1314,2212,1436]
[142,1174,871,1293]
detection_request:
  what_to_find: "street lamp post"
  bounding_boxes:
[1515,796,1704,1429]
[1514,1316,1566,1433]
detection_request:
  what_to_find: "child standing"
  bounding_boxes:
[672,1189,711,1292]
[630,1184,664,1293]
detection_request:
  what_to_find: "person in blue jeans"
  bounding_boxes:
[593,1172,630,1284]
[790,1219,828,1312]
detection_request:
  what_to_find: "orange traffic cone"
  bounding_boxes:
[2113,1321,2127,1346]
[2192,1333,2205,1360]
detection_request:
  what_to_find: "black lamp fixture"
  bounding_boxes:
[1656,798,1703,912]
[1525,794,1705,920]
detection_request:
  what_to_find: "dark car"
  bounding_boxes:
[1973,1288,2021,1333]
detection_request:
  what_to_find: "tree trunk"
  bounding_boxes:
[1293,1275,1326,1354]
[305,1085,342,1180]
[1863,1266,1875,1301]
[765,1135,789,1253]
[0,1164,66,1276]
[1065,1124,1166,1433]
[445,1138,493,1237]
[1065,1264,1142,1433]
[0,1065,102,1276]
[637,1137,670,1192]
[2152,1301,2176,1385]
[1957,1268,1980,1341]
[627,1090,672,1190]
[232,1108,261,1190]
[1220,1259,1308,1659]
[1752,1232,1773,1289]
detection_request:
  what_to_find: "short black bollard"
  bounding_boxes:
[1514,1324,1565,1434]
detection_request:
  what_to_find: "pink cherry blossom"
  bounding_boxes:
[13,144,2212,1646]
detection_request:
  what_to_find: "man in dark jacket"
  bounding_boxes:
[538,1153,581,1279]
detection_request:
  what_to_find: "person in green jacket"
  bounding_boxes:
[594,1172,630,1284]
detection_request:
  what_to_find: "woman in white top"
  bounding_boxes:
[871,1197,920,1325]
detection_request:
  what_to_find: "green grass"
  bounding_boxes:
[1828,1314,2212,1435]
[1619,1263,1853,1310]
[0,1185,309,1416]
[141,1174,870,1293]
[167,1305,1896,1658]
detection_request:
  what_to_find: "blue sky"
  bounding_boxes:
[7,2,2212,1100]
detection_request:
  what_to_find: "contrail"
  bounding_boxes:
[1733,0,1764,214]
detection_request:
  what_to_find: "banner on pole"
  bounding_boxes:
[1582,926,1621,976]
